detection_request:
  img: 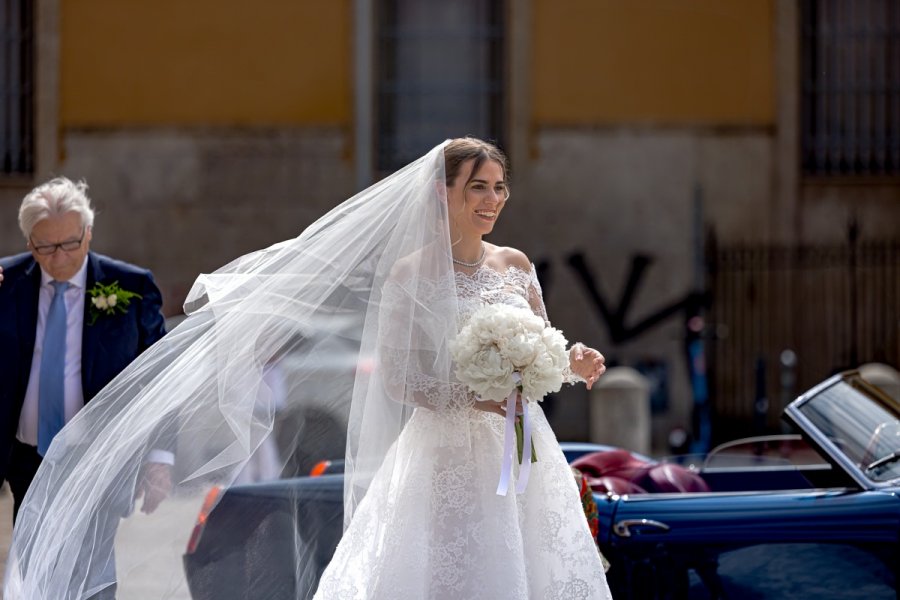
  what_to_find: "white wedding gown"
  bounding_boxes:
[314,265,613,600]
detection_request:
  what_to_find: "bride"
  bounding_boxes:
[6,138,612,599]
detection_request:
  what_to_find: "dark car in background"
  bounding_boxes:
[184,371,900,599]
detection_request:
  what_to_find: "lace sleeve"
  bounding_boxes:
[380,347,475,411]
[376,278,475,412]
[525,265,585,385]
[524,264,549,324]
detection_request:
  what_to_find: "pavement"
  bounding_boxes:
[0,482,198,599]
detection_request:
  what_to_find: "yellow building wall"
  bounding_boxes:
[60,1,351,127]
[533,0,775,125]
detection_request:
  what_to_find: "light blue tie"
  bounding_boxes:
[38,280,69,456]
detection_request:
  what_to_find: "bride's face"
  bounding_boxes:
[447,159,509,238]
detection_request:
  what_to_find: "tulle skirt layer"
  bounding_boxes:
[314,404,612,600]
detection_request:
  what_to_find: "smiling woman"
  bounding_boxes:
[442,139,520,291]
[311,138,611,599]
[445,139,510,258]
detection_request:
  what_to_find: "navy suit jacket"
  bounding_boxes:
[0,251,166,483]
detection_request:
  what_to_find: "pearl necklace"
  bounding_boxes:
[452,243,486,268]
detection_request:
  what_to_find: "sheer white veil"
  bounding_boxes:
[5,141,458,599]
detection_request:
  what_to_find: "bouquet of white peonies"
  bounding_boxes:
[450,303,569,494]
[451,304,569,403]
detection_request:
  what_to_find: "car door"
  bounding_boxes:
[601,489,899,599]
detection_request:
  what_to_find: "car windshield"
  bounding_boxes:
[663,436,827,471]
[798,377,900,482]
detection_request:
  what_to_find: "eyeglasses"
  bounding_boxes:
[30,227,86,256]
[465,181,510,202]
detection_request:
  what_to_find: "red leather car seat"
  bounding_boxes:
[571,450,653,494]
[571,450,709,495]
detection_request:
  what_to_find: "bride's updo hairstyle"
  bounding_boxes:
[444,137,510,189]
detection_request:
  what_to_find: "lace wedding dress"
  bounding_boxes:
[314,264,612,600]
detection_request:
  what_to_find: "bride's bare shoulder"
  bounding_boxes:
[387,244,444,280]
[486,244,533,273]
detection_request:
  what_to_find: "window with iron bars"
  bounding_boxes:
[375,0,506,174]
[0,0,34,176]
[801,0,900,177]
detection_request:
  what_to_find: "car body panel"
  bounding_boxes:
[183,475,343,600]
[603,488,900,546]
[600,488,900,598]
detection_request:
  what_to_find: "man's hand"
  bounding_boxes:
[0,265,4,286]
[134,462,173,514]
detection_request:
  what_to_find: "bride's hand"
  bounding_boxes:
[569,342,606,390]
[474,392,524,417]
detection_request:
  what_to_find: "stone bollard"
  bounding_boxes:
[859,363,900,402]
[590,366,651,455]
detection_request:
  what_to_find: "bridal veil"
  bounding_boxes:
[5,142,461,599]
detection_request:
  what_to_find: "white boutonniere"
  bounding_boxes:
[87,281,141,326]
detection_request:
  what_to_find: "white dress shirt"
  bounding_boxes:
[17,257,88,446]
[17,257,174,465]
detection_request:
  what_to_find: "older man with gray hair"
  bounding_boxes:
[0,176,171,531]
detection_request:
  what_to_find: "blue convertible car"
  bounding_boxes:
[183,371,899,599]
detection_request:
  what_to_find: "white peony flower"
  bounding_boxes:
[451,303,568,403]
[107,294,117,307]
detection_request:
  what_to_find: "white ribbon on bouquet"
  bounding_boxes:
[496,373,534,496]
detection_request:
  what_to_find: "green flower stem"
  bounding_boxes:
[512,382,538,464]
[514,416,538,464]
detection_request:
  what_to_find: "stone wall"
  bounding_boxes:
[1,127,354,315]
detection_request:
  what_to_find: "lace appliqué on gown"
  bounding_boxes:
[314,265,612,600]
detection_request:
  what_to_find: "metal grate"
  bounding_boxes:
[0,0,34,175]
[707,233,900,442]
[375,0,506,173]
[801,0,900,177]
